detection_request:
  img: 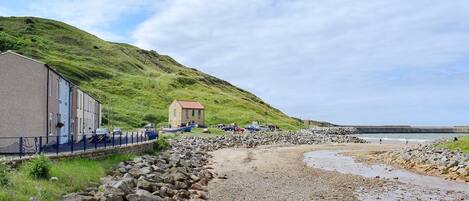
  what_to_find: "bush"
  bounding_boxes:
[27,155,51,179]
[143,113,165,125]
[0,32,22,52]
[0,164,9,186]
[153,136,171,152]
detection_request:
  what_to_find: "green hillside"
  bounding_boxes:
[0,16,303,130]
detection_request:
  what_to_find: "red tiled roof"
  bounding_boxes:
[176,100,204,109]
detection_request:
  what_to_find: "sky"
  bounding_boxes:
[1,0,469,126]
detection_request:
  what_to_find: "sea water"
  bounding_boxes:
[352,133,469,144]
[304,150,469,200]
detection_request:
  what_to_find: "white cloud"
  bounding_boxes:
[4,0,155,42]
[133,0,469,125]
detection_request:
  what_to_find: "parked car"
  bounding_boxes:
[234,127,245,133]
[222,125,235,131]
[144,125,158,140]
[259,125,271,132]
[96,128,110,135]
[245,124,260,132]
[268,125,279,131]
[222,125,244,133]
[113,127,123,135]
[90,128,110,143]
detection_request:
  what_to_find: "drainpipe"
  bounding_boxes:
[46,68,49,144]
[68,84,71,142]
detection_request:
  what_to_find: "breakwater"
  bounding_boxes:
[346,126,469,133]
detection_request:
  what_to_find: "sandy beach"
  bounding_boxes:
[207,143,468,201]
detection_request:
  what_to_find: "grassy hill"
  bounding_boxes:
[0,16,303,130]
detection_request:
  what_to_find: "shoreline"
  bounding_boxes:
[207,143,468,200]
[360,143,469,183]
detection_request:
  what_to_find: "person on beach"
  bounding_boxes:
[379,138,382,144]
[405,139,408,145]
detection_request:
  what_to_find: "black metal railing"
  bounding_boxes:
[0,132,157,158]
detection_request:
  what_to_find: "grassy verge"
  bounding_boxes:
[0,154,134,201]
[437,136,469,153]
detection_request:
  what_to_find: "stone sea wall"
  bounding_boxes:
[63,129,365,201]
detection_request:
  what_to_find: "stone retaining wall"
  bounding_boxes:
[1,140,156,167]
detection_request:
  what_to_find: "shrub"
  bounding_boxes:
[0,32,22,52]
[143,113,165,125]
[143,113,158,123]
[27,155,51,179]
[25,18,35,24]
[153,136,170,152]
[0,164,9,186]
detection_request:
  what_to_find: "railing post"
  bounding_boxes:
[136,132,139,144]
[125,133,128,146]
[112,133,115,147]
[39,136,43,154]
[131,132,134,144]
[119,133,122,146]
[34,137,38,153]
[94,135,97,150]
[83,134,87,152]
[70,135,74,153]
[104,134,107,149]
[56,135,60,155]
[19,137,23,158]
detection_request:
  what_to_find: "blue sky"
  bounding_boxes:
[1,0,469,126]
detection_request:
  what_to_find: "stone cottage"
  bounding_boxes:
[168,100,205,128]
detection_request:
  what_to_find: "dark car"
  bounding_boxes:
[245,125,260,132]
[223,125,244,133]
[89,128,111,143]
[222,125,235,131]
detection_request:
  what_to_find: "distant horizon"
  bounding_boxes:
[1,1,468,126]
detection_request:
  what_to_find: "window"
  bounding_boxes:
[198,110,202,119]
[185,110,189,118]
[173,109,176,117]
[192,109,195,117]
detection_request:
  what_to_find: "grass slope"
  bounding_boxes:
[437,136,469,153]
[0,154,133,201]
[0,16,303,130]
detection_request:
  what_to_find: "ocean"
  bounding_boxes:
[352,133,469,144]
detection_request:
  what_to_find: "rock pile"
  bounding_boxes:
[308,127,359,135]
[377,144,469,182]
[172,129,365,152]
[63,129,365,201]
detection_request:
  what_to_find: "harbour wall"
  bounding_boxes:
[343,126,469,133]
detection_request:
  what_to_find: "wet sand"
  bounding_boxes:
[206,143,468,201]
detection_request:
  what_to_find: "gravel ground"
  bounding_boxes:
[207,143,468,201]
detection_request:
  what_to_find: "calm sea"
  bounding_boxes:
[353,133,469,144]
